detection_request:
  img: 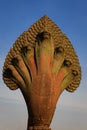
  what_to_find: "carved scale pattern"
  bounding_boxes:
[3,15,81,92]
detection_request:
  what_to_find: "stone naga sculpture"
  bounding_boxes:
[3,16,81,130]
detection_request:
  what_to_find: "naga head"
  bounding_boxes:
[2,16,81,130]
[3,15,81,92]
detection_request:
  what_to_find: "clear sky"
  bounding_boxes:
[0,0,87,130]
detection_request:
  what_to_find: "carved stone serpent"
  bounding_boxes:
[3,16,81,130]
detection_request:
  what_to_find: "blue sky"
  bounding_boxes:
[0,0,87,130]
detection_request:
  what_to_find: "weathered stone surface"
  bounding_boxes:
[3,16,81,130]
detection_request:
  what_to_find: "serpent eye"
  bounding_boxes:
[63,60,72,67]
[11,58,19,66]
[55,46,64,54]
[36,31,51,43]
[72,70,78,76]
[3,68,13,78]
[21,46,28,56]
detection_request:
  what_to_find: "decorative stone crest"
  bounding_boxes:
[3,16,81,130]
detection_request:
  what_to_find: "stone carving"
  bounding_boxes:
[3,16,81,130]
